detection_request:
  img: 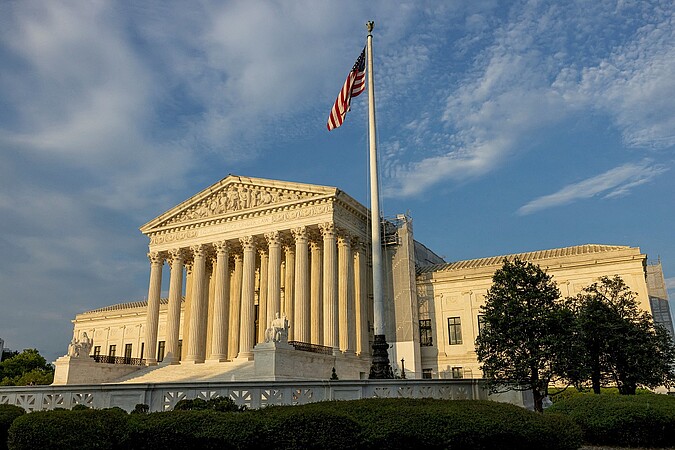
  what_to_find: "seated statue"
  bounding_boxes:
[264,313,289,343]
[66,332,93,358]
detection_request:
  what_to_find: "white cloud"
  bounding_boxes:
[381,0,675,199]
[517,160,669,215]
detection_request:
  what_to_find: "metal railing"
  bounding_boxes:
[288,341,334,355]
[92,355,145,366]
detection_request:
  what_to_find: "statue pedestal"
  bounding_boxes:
[52,355,141,385]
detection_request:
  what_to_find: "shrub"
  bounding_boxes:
[131,403,149,414]
[547,392,675,447]
[173,396,245,412]
[7,408,130,450]
[0,405,25,450]
[257,398,582,450]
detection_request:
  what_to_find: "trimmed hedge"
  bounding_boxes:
[7,399,583,450]
[270,398,582,450]
[7,408,130,450]
[0,405,24,450]
[547,392,675,447]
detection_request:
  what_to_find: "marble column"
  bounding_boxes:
[165,248,184,364]
[228,253,243,360]
[181,262,194,361]
[266,231,282,327]
[257,248,269,344]
[337,232,353,353]
[283,245,295,340]
[354,240,369,356]
[209,241,230,361]
[320,223,338,349]
[185,244,207,363]
[310,239,323,345]
[238,236,256,359]
[292,227,309,343]
[144,251,164,365]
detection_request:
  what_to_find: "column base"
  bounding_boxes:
[235,352,254,361]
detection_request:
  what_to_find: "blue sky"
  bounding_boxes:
[1,0,673,361]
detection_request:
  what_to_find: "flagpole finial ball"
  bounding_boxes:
[366,21,374,33]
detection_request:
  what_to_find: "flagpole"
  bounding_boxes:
[366,20,393,379]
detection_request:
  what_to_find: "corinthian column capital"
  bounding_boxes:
[213,241,230,255]
[318,222,335,238]
[147,251,165,266]
[264,230,281,246]
[291,226,307,243]
[239,235,256,250]
[190,244,206,258]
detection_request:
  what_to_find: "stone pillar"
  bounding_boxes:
[310,239,323,345]
[143,251,164,365]
[185,244,207,363]
[257,248,269,344]
[209,241,230,361]
[165,248,184,364]
[354,240,369,356]
[238,236,256,359]
[292,227,309,343]
[337,232,353,353]
[266,231,282,325]
[283,245,295,340]
[181,262,194,361]
[228,253,243,360]
[320,222,338,349]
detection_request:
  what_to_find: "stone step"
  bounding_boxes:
[109,359,255,384]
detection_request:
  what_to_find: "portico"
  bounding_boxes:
[140,175,372,367]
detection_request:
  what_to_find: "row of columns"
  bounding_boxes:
[143,223,371,365]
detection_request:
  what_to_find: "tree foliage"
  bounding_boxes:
[475,258,571,412]
[568,276,675,394]
[0,349,54,386]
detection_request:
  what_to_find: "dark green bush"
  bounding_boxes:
[257,398,581,450]
[0,405,25,450]
[173,396,246,412]
[547,392,675,447]
[6,398,582,450]
[7,408,130,450]
[130,403,149,414]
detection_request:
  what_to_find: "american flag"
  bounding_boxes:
[327,47,366,131]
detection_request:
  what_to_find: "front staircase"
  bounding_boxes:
[110,358,255,384]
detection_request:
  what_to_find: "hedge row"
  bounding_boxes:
[6,399,582,450]
[0,405,24,450]
[547,392,675,448]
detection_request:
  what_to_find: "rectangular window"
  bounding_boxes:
[157,341,166,362]
[109,345,116,357]
[124,343,132,362]
[140,343,144,361]
[451,367,463,379]
[178,340,182,362]
[422,368,433,379]
[477,315,486,336]
[448,317,463,345]
[93,346,101,357]
[419,319,433,346]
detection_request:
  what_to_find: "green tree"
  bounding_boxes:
[0,349,54,386]
[476,258,573,412]
[569,276,675,394]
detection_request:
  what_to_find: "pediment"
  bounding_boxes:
[140,175,338,233]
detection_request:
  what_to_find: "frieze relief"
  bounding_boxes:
[164,184,315,226]
[150,230,198,245]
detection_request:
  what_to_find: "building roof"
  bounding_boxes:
[416,244,634,275]
[81,297,179,315]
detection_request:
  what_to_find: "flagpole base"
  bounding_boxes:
[368,334,394,379]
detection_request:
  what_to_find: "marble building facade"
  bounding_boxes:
[63,175,672,382]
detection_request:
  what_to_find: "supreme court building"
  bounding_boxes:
[55,175,672,384]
